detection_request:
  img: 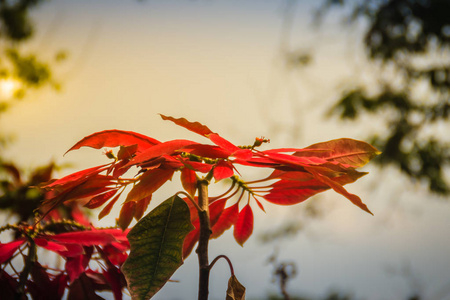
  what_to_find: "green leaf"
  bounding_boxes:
[121,195,194,300]
[226,275,246,300]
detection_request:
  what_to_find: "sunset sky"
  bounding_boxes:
[1,1,449,299]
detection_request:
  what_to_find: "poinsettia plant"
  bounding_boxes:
[0,162,131,299]
[0,223,129,299]
[1,114,379,300]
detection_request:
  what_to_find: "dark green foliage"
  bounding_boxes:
[359,0,450,60]
[0,162,54,222]
[0,0,43,41]
[0,1,62,221]
[0,0,61,106]
[6,48,52,88]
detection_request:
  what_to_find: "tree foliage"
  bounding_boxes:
[320,0,450,194]
[0,0,62,114]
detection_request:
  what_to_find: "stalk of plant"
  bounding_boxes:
[196,178,212,300]
[1,114,379,300]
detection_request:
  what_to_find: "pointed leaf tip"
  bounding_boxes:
[64,130,159,155]
[213,160,234,182]
[305,166,373,215]
[159,114,214,137]
[301,138,380,168]
[226,275,246,300]
[233,205,254,246]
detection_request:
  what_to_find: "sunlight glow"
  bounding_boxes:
[0,78,20,99]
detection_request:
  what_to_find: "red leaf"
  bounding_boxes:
[126,139,198,167]
[66,255,85,282]
[160,114,213,137]
[264,186,325,205]
[0,239,24,263]
[232,149,253,160]
[208,133,240,154]
[98,193,121,220]
[263,168,366,205]
[103,265,125,300]
[0,270,19,299]
[47,231,119,246]
[84,190,118,209]
[66,247,93,282]
[181,167,197,196]
[182,196,201,258]
[183,160,213,173]
[65,130,159,155]
[182,225,200,259]
[183,196,200,223]
[299,138,380,168]
[70,204,91,227]
[182,198,227,258]
[181,144,229,159]
[338,172,369,185]
[65,185,112,203]
[231,156,281,169]
[213,160,234,182]
[29,262,69,299]
[206,133,253,160]
[111,160,131,178]
[67,273,104,300]
[30,261,51,287]
[262,151,327,167]
[134,196,152,221]
[35,239,84,257]
[102,244,129,266]
[156,155,186,170]
[124,168,174,203]
[211,202,239,239]
[253,197,265,212]
[52,273,69,299]
[209,198,228,226]
[117,144,138,160]
[35,238,68,252]
[43,164,109,190]
[267,170,315,181]
[118,201,136,230]
[96,228,129,243]
[305,166,373,215]
[71,175,115,192]
[41,176,116,217]
[233,204,254,246]
[264,148,328,153]
[57,244,86,257]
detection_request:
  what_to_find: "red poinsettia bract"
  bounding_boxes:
[38,114,379,257]
[0,224,129,300]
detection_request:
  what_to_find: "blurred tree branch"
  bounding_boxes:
[316,0,450,195]
[0,0,68,222]
[0,0,63,114]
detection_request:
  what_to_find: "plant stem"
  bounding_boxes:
[17,237,36,299]
[196,178,211,300]
[175,191,202,212]
[209,255,235,276]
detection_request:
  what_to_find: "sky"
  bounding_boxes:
[1,1,450,299]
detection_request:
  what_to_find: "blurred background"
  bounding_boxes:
[0,0,449,299]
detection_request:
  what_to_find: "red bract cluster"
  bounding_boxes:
[0,224,129,299]
[39,114,379,257]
